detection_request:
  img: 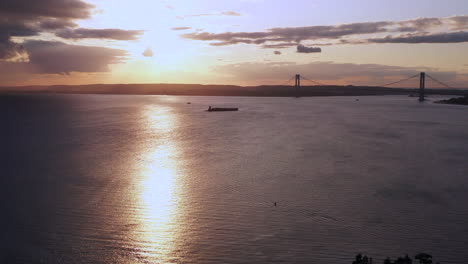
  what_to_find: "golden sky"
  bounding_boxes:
[1,0,468,87]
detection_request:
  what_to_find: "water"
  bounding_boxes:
[1,94,468,264]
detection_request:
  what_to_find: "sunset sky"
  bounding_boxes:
[1,0,468,87]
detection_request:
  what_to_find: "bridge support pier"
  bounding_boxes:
[295,74,301,98]
[419,72,425,102]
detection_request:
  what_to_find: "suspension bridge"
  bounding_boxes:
[278,72,459,101]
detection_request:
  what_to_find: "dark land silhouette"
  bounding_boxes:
[352,253,440,264]
[1,83,467,97]
[435,95,468,105]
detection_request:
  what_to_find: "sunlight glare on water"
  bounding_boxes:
[135,104,181,261]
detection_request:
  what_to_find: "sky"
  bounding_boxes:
[1,0,468,87]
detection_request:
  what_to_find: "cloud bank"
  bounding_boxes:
[0,0,144,79]
[0,0,93,20]
[182,15,468,50]
[370,31,468,44]
[24,40,127,74]
[56,28,144,40]
[0,40,127,77]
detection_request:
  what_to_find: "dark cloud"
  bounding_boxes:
[142,47,154,57]
[0,20,38,38]
[182,15,468,49]
[270,22,391,40]
[396,26,419,32]
[262,42,297,49]
[56,28,144,40]
[171,27,192,31]
[0,0,143,61]
[38,18,78,30]
[0,21,37,60]
[23,40,127,74]
[182,31,268,44]
[274,51,282,55]
[297,45,321,53]
[208,38,261,46]
[370,31,468,44]
[0,0,93,20]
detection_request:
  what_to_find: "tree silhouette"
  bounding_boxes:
[353,254,373,264]
[415,253,432,264]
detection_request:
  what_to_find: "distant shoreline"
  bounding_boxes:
[1,83,467,97]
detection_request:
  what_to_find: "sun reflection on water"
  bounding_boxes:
[135,104,181,261]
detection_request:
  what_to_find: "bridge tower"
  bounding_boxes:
[419,72,426,102]
[295,74,301,98]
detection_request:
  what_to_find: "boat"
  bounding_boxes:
[207,106,239,112]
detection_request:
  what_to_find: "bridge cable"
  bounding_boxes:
[278,75,296,86]
[426,74,454,89]
[376,74,420,88]
[300,76,325,86]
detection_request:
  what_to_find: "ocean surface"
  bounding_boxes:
[1,94,468,264]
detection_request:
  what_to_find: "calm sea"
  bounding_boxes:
[1,94,468,264]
